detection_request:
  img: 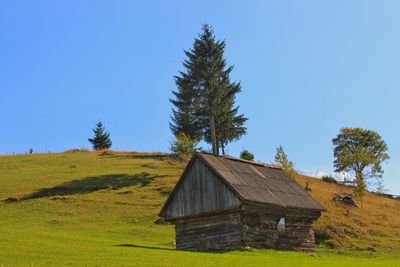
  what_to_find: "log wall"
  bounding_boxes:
[241,211,281,249]
[173,205,320,252]
[241,205,319,252]
[276,216,316,252]
[175,211,242,251]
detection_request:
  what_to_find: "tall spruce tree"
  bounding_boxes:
[214,94,247,155]
[169,73,201,140]
[170,24,247,155]
[88,121,112,150]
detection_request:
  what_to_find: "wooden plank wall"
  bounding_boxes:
[164,158,241,219]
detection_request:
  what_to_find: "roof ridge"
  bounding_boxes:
[196,151,282,170]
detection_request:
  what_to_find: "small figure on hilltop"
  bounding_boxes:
[88,121,112,151]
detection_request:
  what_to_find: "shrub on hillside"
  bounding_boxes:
[99,150,113,156]
[170,133,199,158]
[64,149,81,153]
[322,175,338,184]
[64,148,90,153]
[240,150,254,161]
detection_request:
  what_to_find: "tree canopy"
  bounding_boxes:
[240,150,254,161]
[275,145,295,176]
[170,133,199,159]
[332,127,389,199]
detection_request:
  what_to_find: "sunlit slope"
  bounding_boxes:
[0,151,399,266]
[294,174,400,251]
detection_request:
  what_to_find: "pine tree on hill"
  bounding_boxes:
[213,93,247,155]
[170,24,247,155]
[169,73,202,141]
[88,121,112,150]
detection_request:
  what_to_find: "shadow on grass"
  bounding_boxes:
[20,172,158,200]
[116,244,229,254]
[116,244,175,251]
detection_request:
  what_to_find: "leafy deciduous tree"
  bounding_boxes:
[170,133,199,158]
[332,127,389,201]
[240,150,254,161]
[275,145,295,176]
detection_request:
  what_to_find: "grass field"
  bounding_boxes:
[0,151,399,266]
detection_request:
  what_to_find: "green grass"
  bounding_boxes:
[0,151,399,266]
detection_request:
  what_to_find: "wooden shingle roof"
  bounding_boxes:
[160,152,325,218]
[197,153,325,211]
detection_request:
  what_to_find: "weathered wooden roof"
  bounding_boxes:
[197,153,325,211]
[160,152,325,218]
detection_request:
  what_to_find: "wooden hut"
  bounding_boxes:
[159,152,325,252]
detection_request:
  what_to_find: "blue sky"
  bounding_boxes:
[1,1,399,194]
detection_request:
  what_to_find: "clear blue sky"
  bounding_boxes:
[1,1,399,194]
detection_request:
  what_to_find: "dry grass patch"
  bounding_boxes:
[295,174,400,251]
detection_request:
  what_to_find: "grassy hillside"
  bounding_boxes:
[294,174,400,252]
[0,151,399,266]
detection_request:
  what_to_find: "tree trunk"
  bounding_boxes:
[221,141,225,155]
[354,171,366,208]
[210,115,218,155]
[216,133,220,155]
